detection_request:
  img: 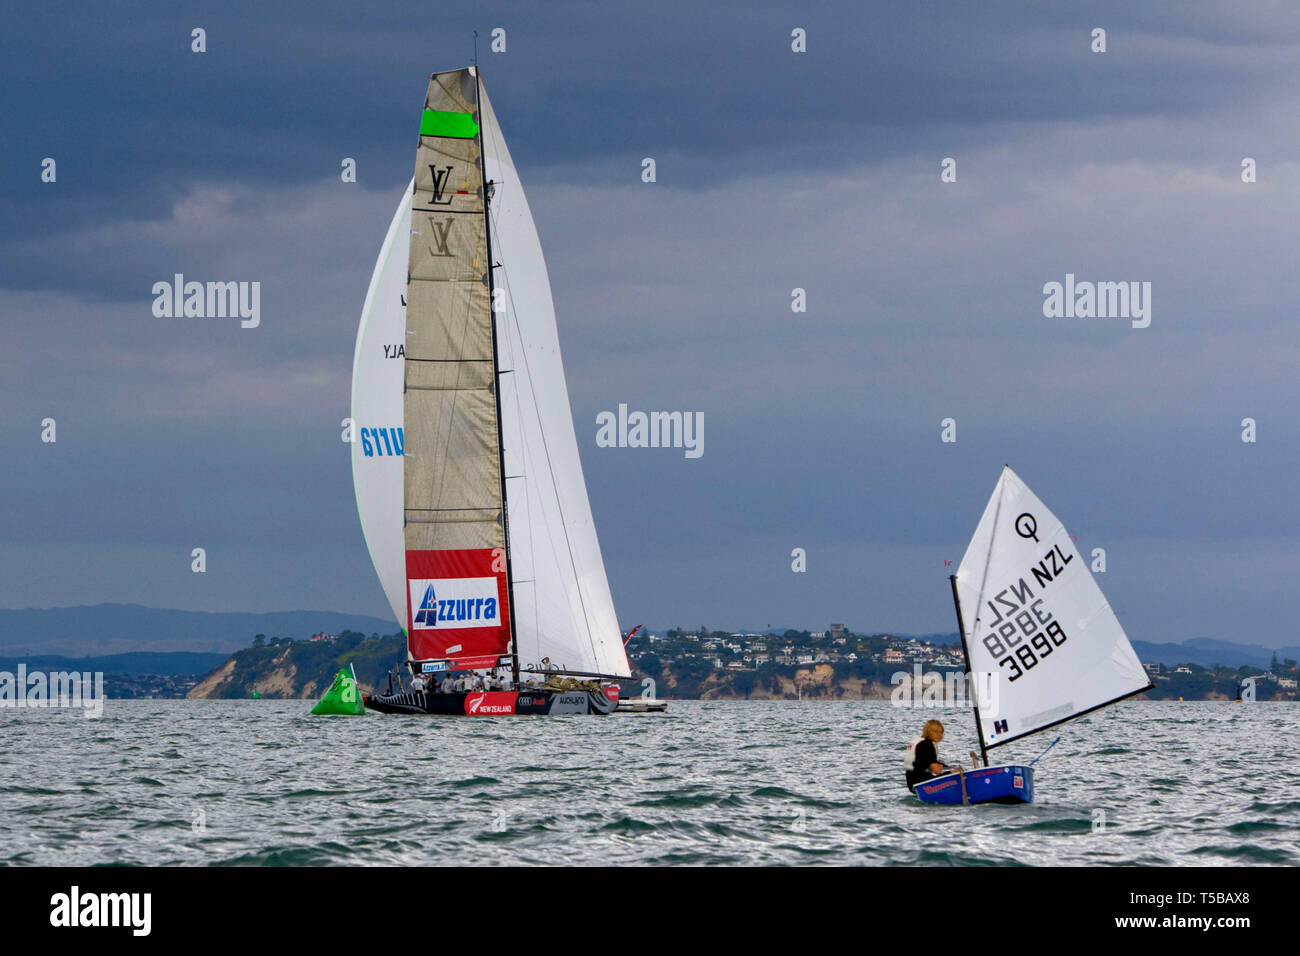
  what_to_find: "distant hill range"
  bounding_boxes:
[1131,637,1299,670]
[884,633,1297,671]
[0,651,229,676]
[872,633,1297,671]
[0,603,398,657]
[189,633,406,699]
[867,632,1296,671]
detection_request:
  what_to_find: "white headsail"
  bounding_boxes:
[954,466,1149,748]
[479,76,630,677]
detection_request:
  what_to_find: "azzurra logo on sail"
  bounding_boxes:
[360,426,404,457]
[409,577,500,630]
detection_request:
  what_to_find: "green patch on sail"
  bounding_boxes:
[310,668,365,716]
[420,109,478,139]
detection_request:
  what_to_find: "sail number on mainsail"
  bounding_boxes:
[977,540,1075,683]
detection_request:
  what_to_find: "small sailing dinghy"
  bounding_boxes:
[354,67,630,716]
[914,466,1153,805]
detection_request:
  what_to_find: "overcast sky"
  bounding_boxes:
[3,2,1298,647]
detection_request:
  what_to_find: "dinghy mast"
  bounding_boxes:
[949,573,989,768]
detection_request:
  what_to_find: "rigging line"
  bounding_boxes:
[488,198,604,670]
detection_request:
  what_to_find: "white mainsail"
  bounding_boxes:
[351,179,413,631]
[351,67,629,678]
[954,466,1149,748]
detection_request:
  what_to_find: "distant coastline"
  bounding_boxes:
[627,629,1297,703]
[174,627,1297,702]
[1,606,1294,701]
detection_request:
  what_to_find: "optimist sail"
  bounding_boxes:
[352,67,629,678]
[954,466,1150,749]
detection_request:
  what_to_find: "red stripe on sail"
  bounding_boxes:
[406,549,511,662]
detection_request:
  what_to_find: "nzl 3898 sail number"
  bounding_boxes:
[981,598,1067,682]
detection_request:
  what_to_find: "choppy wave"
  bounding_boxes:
[0,699,1295,866]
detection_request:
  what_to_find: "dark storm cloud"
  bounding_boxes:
[2,1,1298,642]
[4,1,1297,299]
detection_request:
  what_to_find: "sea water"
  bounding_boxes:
[0,700,1294,866]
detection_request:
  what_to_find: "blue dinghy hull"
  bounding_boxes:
[914,764,1033,805]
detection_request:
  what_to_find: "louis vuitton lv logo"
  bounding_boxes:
[428,218,454,257]
[429,164,454,205]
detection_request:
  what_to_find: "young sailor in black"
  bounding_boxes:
[905,719,950,791]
